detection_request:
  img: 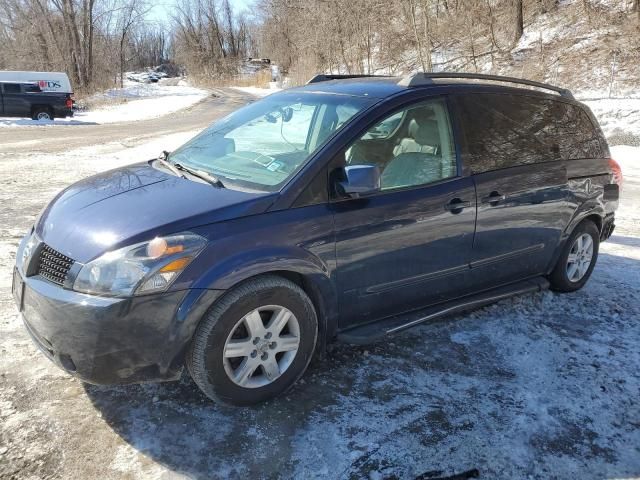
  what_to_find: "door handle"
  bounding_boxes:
[482,191,506,206]
[444,198,471,214]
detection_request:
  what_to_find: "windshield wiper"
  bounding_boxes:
[174,163,225,188]
[156,151,185,179]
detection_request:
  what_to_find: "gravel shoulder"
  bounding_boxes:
[0,95,639,479]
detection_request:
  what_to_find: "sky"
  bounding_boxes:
[148,0,257,26]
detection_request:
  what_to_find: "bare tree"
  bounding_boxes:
[113,0,151,87]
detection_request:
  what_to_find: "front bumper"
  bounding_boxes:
[12,266,223,385]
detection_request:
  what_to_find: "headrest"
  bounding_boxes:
[408,118,440,146]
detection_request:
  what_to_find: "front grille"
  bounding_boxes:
[36,244,73,286]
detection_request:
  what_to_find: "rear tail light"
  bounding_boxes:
[608,158,623,189]
[65,98,73,109]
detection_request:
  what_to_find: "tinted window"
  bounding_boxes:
[457,94,604,173]
[548,102,604,161]
[24,84,41,93]
[345,98,457,191]
[2,83,21,93]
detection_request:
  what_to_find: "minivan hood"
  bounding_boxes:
[35,162,275,262]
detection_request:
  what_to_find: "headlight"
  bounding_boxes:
[73,232,206,297]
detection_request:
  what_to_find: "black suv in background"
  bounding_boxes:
[13,73,621,405]
[0,82,74,120]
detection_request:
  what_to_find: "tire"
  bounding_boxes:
[32,107,53,121]
[187,275,318,406]
[548,220,600,292]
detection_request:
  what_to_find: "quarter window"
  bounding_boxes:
[345,98,457,191]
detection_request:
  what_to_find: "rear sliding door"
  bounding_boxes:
[454,93,604,289]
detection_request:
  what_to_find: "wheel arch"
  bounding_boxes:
[546,207,604,275]
[166,251,339,372]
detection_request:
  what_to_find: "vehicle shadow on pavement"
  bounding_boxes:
[82,313,490,479]
[83,253,640,479]
[607,234,640,248]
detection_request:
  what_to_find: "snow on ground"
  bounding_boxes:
[582,98,640,141]
[0,80,208,127]
[612,144,640,176]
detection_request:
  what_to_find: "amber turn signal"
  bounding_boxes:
[160,257,192,272]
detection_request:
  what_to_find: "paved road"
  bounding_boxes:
[0,88,254,154]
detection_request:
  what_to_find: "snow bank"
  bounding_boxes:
[611,145,640,178]
[582,98,640,140]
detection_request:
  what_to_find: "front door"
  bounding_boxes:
[331,97,477,328]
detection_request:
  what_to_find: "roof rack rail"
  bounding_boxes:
[307,74,391,84]
[398,72,574,99]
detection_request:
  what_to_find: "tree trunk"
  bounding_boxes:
[120,32,126,88]
[407,0,431,72]
[421,0,433,70]
[514,0,524,46]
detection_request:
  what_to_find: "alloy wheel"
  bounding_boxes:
[222,305,300,388]
[566,233,594,282]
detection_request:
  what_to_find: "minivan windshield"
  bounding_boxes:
[168,92,375,191]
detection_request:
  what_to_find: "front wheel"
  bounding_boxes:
[548,220,600,292]
[187,275,318,406]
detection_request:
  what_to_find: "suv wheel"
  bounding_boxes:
[32,107,53,121]
[187,275,318,406]
[549,220,600,292]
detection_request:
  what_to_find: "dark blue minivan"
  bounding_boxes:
[12,73,621,405]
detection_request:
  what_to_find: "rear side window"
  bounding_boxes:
[2,83,21,93]
[456,94,604,174]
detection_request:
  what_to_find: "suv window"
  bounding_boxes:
[457,93,604,174]
[2,83,21,93]
[547,102,604,161]
[345,98,457,191]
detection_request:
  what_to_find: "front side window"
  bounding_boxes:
[345,98,457,191]
[169,93,375,192]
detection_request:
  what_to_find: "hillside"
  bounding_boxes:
[256,0,639,143]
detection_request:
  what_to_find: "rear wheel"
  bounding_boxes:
[549,220,600,292]
[187,275,318,406]
[32,107,53,121]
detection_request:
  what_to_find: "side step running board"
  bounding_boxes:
[337,277,549,345]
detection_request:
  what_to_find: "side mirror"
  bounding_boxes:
[338,164,381,197]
